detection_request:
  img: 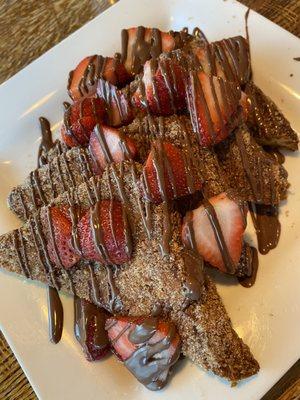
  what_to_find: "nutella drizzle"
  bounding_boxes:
[249,202,281,255]
[121,26,164,74]
[47,286,64,344]
[202,198,236,274]
[67,55,114,98]
[38,117,64,343]
[123,317,181,391]
[238,245,258,288]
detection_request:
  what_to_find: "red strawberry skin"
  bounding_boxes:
[68,56,131,101]
[76,200,131,265]
[96,79,133,127]
[106,316,180,362]
[142,141,202,204]
[88,125,138,174]
[182,192,247,273]
[186,71,241,147]
[132,58,186,116]
[61,97,106,147]
[74,298,110,361]
[45,206,80,269]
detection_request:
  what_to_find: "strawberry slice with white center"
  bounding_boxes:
[122,27,176,75]
[106,316,181,390]
[88,125,138,174]
[182,192,247,273]
[186,71,241,147]
[141,140,202,204]
[68,55,131,101]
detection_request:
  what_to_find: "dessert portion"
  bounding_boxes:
[0,160,259,382]
[1,23,298,392]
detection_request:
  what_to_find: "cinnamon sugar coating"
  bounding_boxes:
[245,83,298,151]
[0,161,259,381]
[216,125,289,205]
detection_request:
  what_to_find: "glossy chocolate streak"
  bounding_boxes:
[13,230,31,278]
[182,249,204,302]
[47,286,64,343]
[249,202,281,255]
[187,70,215,143]
[38,117,54,167]
[74,295,109,360]
[30,213,59,289]
[238,245,258,288]
[121,26,163,74]
[124,318,181,391]
[149,140,173,256]
[90,201,112,263]
[202,198,236,274]
[106,265,123,313]
[265,147,285,164]
[130,161,152,239]
[37,117,64,344]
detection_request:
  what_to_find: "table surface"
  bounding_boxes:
[0,0,299,399]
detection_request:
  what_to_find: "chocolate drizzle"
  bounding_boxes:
[37,117,64,343]
[38,117,54,167]
[68,55,116,98]
[74,295,109,360]
[123,317,181,391]
[182,249,205,302]
[121,26,164,74]
[47,286,64,343]
[238,245,258,288]
[202,198,236,274]
[249,202,281,255]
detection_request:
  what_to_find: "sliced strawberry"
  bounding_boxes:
[105,315,181,390]
[74,298,110,361]
[88,125,138,174]
[44,206,80,269]
[141,140,202,204]
[122,27,176,75]
[76,200,131,265]
[68,55,131,101]
[131,57,186,116]
[61,97,106,147]
[189,37,251,86]
[186,71,241,147]
[182,192,247,274]
[97,79,134,127]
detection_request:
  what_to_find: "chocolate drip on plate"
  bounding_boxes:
[238,245,259,288]
[249,202,281,255]
[47,286,64,344]
[37,117,64,344]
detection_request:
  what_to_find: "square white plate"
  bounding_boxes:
[0,0,300,399]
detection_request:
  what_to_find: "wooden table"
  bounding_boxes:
[0,0,299,399]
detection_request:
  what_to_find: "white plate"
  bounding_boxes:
[0,0,300,399]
